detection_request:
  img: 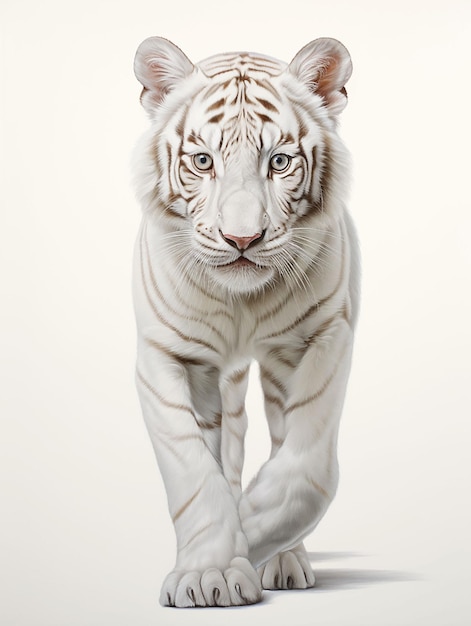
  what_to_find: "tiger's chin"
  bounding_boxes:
[210,260,275,295]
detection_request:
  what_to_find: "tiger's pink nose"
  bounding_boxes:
[220,231,265,251]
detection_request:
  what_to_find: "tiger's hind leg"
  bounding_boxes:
[258,542,315,590]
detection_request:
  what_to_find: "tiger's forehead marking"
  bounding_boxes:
[182,52,293,157]
[198,52,286,79]
[196,52,286,111]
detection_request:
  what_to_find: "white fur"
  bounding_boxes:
[132,37,359,607]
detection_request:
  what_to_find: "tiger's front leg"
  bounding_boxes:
[240,319,353,576]
[136,352,261,607]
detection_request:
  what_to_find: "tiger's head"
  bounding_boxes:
[133,37,352,295]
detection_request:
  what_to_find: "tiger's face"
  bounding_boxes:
[134,38,352,294]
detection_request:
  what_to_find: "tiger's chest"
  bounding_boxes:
[136,213,348,371]
[148,258,343,364]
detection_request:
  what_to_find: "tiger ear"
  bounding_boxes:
[288,38,352,116]
[134,36,195,114]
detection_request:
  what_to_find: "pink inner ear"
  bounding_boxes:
[288,38,352,115]
[309,54,350,115]
[314,56,341,99]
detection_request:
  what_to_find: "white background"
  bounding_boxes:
[1,1,470,624]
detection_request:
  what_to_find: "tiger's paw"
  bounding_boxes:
[258,544,315,590]
[160,557,262,607]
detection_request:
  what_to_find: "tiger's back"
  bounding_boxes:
[133,36,359,607]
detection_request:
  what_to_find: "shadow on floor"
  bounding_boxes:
[307,551,364,563]
[302,552,419,592]
[312,567,417,591]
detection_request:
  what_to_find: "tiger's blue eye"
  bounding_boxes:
[192,153,213,171]
[270,153,291,172]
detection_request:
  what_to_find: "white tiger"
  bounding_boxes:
[132,36,359,608]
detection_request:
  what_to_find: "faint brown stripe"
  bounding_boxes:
[275,353,298,369]
[260,366,286,395]
[260,235,346,341]
[164,201,185,220]
[264,392,284,410]
[208,112,224,124]
[185,271,228,305]
[140,228,220,353]
[136,369,196,417]
[166,142,174,198]
[285,360,341,414]
[305,312,342,347]
[256,97,279,113]
[157,436,186,465]
[256,78,282,101]
[255,291,292,326]
[205,97,226,113]
[202,82,228,98]
[319,131,333,205]
[145,338,205,367]
[224,404,245,419]
[309,478,329,499]
[197,411,222,431]
[172,433,205,443]
[172,486,202,523]
[256,112,274,124]
[227,366,250,385]
[178,521,213,551]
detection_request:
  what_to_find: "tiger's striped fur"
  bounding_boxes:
[133,36,359,607]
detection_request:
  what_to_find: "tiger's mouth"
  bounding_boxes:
[228,257,256,268]
[216,255,261,270]
[210,254,274,292]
